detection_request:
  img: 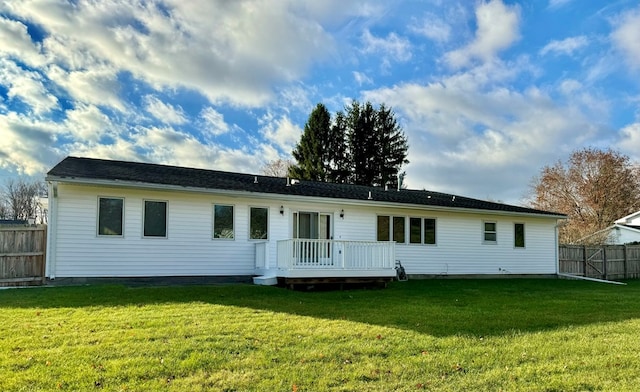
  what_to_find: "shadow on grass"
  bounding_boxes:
[1,279,639,337]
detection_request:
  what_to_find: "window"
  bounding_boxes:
[377,216,390,241]
[410,217,421,244]
[408,217,437,245]
[214,204,234,239]
[515,223,525,248]
[393,216,405,243]
[143,200,167,237]
[250,207,268,240]
[377,215,407,243]
[484,221,497,243]
[98,197,123,236]
[424,218,436,245]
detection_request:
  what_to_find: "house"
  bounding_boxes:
[45,156,565,285]
[575,211,640,245]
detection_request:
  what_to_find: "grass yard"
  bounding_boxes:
[1,279,640,391]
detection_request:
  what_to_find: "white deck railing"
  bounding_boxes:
[276,239,395,270]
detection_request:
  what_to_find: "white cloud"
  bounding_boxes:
[361,29,412,65]
[558,79,582,95]
[259,114,302,155]
[0,112,64,175]
[67,138,140,164]
[409,13,451,43]
[611,6,640,70]
[363,70,599,202]
[277,84,314,115]
[0,59,58,115]
[548,0,573,9]
[200,107,230,136]
[353,71,373,86]
[47,65,125,112]
[539,36,589,56]
[444,0,520,69]
[69,125,267,174]
[131,126,265,173]
[617,122,640,161]
[0,17,44,67]
[144,96,187,125]
[2,0,337,107]
[64,104,115,142]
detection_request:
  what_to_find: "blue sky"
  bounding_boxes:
[1,0,639,204]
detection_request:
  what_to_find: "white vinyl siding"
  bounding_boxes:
[51,185,261,277]
[48,184,559,278]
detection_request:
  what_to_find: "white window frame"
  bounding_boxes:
[142,199,168,239]
[376,215,391,242]
[423,218,437,245]
[392,216,406,244]
[408,217,438,246]
[514,222,525,248]
[409,217,422,244]
[97,196,124,237]
[376,215,408,244]
[213,204,235,240]
[249,206,269,241]
[483,221,497,244]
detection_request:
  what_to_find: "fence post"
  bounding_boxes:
[582,245,587,277]
[623,244,628,279]
[602,245,608,280]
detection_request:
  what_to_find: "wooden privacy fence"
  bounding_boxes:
[0,226,46,287]
[559,244,640,281]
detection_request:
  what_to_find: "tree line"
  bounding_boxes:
[0,178,47,223]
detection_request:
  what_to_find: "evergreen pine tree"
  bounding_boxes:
[290,101,409,187]
[374,103,409,188]
[346,101,377,185]
[289,103,331,181]
[327,111,350,183]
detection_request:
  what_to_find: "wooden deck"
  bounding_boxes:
[278,276,395,290]
[254,239,397,286]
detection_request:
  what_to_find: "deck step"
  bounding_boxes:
[253,275,278,286]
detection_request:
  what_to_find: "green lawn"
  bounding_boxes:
[1,279,640,391]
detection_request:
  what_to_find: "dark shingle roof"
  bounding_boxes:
[47,156,565,217]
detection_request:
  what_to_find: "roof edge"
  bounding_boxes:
[46,175,567,219]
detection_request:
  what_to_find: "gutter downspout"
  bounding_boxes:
[45,181,58,280]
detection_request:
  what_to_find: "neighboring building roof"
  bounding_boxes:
[47,156,565,218]
[615,210,640,225]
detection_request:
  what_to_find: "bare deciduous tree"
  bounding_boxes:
[0,201,8,220]
[2,178,46,222]
[261,158,293,177]
[528,148,640,244]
